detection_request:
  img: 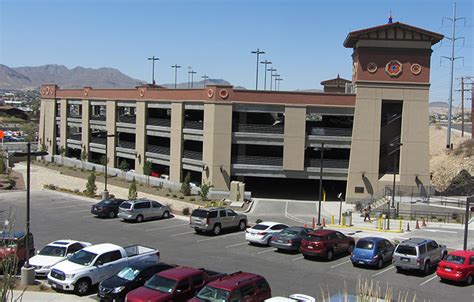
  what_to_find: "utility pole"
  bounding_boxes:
[273,74,280,91]
[267,68,277,91]
[201,75,209,87]
[276,77,283,91]
[251,48,265,90]
[188,68,197,88]
[171,64,181,89]
[147,56,160,85]
[456,76,474,137]
[260,60,272,90]
[441,3,465,149]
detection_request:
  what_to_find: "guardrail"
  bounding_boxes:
[306,127,352,137]
[117,141,135,149]
[305,158,349,169]
[183,120,203,130]
[2,142,39,152]
[183,149,203,161]
[117,115,136,124]
[380,209,465,224]
[90,137,106,145]
[148,118,171,127]
[232,155,283,166]
[233,123,284,134]
[147,145,170,155]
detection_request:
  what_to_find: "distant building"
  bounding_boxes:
[320,75,351,93]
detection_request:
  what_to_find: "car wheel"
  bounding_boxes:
[136,215,144,223]
[162,211,170,219]
[326,249,334,261]
[442,252,447,260]
[108,211,116,218]
[466,274,473,285]
[266,237,272,246]
[395,266,402,273]
[238,220,247,231]
[74,278,91,296]
[423,261,431,275]
[347,244,354,254]
[377,258,383,269]
[303,254,309,260]
[194,228,202,234]
[213,224,221,236]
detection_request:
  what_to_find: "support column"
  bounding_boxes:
[170,102,183,183]
[106,101,117,168]
[59,99,68,151]
[202,103,232,190]
[81,100,90,160]
[135,101,147,174]
[39,99,57,154]
[283,105,306,171]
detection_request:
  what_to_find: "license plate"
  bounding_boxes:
[308,246,313,249]
[445,267,452,272]
[401,258,410,262]
[359,261,365,264]
[50,283,60,289]
[277,240,283,243]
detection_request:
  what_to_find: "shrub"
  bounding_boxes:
[434,123,442,130]
[172,194,178,198]
[179,195,184,200]
[182,207,191,216]
[165,193,171,197]
[255,219,263,224]
[84,172,97,197]
[73,189,80,194]
[189,197,196,202]
[199,183,214,201]
[44,184,57,190]
[180,172,191,196]
[128,178,138,200]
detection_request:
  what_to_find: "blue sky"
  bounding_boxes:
[1,0,472,105]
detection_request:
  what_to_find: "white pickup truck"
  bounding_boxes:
[47,243,160,296]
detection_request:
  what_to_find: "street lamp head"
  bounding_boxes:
[148,57,160,61]
[251,49,265,55]
[260,60,272,65]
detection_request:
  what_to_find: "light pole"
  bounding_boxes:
[267,68,277,91]
[11,142,47,285]
[188,69,197,88]
[171,64,181,89]
[201,75,209,87]
[147,56,160,85]
[388,141,402,229]
[276,77,283,91]
[260,60,272,90]
[251,48,265,90]
[317,143,325,226]
[97,132,116,195]
[273,74,280,91]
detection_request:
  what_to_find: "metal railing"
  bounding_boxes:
[117,115,136,124]
[380,209,465,224]
[183,149,203,161]
[233,123,284,134]
[67,134,81,141]
[183,120,203,130]
[386,185,468,208]
[146,145,170,155]
[305,158,349,169]
[90,136,106,145]
[117,141,135,149]
[232,155,283,166]
[90,115,106,121]
[307,127,352,137]
[148,118,171,127]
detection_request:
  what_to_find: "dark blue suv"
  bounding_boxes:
[350,237,394,269]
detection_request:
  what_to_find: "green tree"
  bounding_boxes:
[143,160,153,187]
[84,172,97,197]
[199,183,214,201]
[180,172,192,196]
[119,160,130,178]
[128,178,138,200]
[20,122,38,142]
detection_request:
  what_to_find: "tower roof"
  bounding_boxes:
[343,22,444,48]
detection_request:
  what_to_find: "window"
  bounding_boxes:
[384,240,393,248]
[96,250,122,265]
[230,288,242,302]
[67,243,84,255]
[270,224,287,231]
[191,274,204,286]
[241,284,255,297]
[335,232,345,240]
[418,245,427,255]
[135,202,150,209]
[152,201,162,208]
[209,211,218,218]
[219,210,227,217]
[328,233,338,240]
[226,210,236,216]
[176,279,190,292]
[376,241,385,250]
[256,279,270,292]
[470,257,474,265]
[113,199,124,205]
[427,241,438,252]
[396,245,416,256]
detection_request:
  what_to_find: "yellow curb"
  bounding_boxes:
[327,224,404,233]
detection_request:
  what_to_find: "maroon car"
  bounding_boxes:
[0,232,34,266]
[125,266,224,302]
[300,229,354,261]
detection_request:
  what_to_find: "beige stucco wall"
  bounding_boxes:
[106,100,117,168]
[59,99,68,151]
[202,103,233,190]
[81,100,90,159]
[170,102,183,182]
[135,101,147,174]
[39,99,57,154]
[283,105,306,171]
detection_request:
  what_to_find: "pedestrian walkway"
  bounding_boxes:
[13,290,92,301]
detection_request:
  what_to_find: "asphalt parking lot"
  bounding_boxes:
[1,190,473,301]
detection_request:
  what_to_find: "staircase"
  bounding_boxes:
[371,196,391,210]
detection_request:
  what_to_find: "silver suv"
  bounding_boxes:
[118,198,171,223]
[393,238,447,275]
[189,207,247,235]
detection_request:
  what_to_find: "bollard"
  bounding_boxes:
[342,216,346,226]
[398,219,402,232]
[415,220,420,229]
[349,214,352,226]
[422,218,427,227]
[312,217,316,229]
[331,215,335,225]
[322,218,326,227]
[377,218,382,230]
[406,221,410,232]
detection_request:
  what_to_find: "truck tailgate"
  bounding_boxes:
[125,245,160,263]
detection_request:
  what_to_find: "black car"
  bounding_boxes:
[97,262,175,301]
[91,198,125,218]
[270,226,313,252]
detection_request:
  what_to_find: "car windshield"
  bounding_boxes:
[68,250,97,266]
[356,240,374,250]
[445,255,465,265]
[99,200,112,205]
[119,202,132,210]
[306,234,323,242]
[252,224,269,230]
[145,275,177,293]
[196,285,231,302]
[39,245,67,257]
[192,209,209,218]
[117,266,141,281]
[396,245,417,256]
[279,229,300,238]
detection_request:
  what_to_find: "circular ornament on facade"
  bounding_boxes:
[385,60,403,77]
[139,88,145,97]
[219,89,229,99]
[83,88,89,96]
[410,63,422,75]
[207,88,214,98]
[367,62,378,73]
[41,87,47,95]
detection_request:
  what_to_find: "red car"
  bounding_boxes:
[189,271,271,302]
[125,266,224,302]
[0,232,34,266]
[300,229,354,261]
[436,250,474,285]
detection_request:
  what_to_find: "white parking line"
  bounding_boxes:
[196,232,244,243]
[257,248,275,255]
[372,266,394,277]
[292,256,304,261]
[146,224,188,232]
[225,242,248,248]
[170,231,194,237]
[419,275,438,286]
[330,260,351,269]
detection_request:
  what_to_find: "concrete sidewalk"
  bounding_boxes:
[13,290,93,301]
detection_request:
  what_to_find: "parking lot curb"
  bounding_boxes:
[327,224,404,234]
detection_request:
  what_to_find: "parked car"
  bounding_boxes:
[393,238,447,275]
[190,207,247,235]
[30,240,91,277]
[118,199,171,223]
[0,231,34,266]
[265,294,316,302]
[191,271,271,302]
[48,243,160,296]
[245,222,289,246]
[270,226,313,252]
[125,266,224,302]
[300,229,355,261]
[98,262,176,301]
[91,198,126,218]
[436,250,474,285]
[350,237,394,268]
